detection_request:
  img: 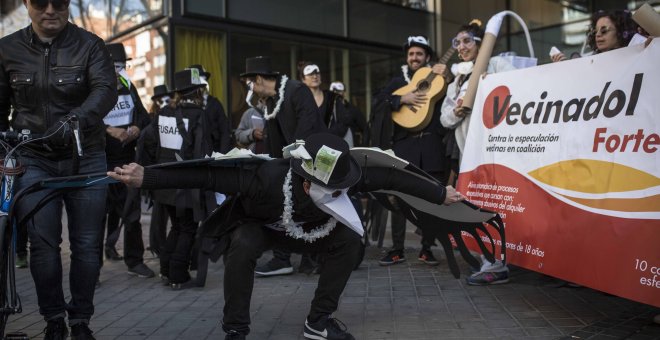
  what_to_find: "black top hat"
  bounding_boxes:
[402,36,434,56]
[187,64,211,79]
[240,56,280,78]
[173,69,206,93]
[291,133,361,189]
[106,43,131,62]
[151,85,171,100]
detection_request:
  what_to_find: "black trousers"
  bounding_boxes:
[101,182,145,268]
[160,204,197,284]
[148,201,169,256]
[222,223,361,335]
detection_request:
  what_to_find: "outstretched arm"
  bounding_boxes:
[108,162,252,195]
[354,167,464,205]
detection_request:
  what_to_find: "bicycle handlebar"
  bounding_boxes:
[0,129,34,144]
[0,114,83,157]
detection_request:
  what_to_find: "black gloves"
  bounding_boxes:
[44,115,76,149]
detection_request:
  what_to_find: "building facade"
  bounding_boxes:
[1,0,655,128]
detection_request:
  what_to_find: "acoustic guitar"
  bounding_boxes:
[392,47,456,131]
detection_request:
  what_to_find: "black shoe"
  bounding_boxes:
[418,249,439,266]
[255,257,293,277]
[224,329,246,339]
[104,246,123,261]
[71,323,95,340]
[170,279,199,290]
[127,263,155,278]
[378,249,405,266]
[44,318,68,340]
[299,254,319,275]
[159,273,170,286]
[304,316,355,340]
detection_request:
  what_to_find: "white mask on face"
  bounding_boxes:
[159,95,170,109]
[309,183,363,236]
[245,81,255,108]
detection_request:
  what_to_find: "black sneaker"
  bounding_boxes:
[255,257,293,276]
[304,316,355,340]
[378,249,405,266]
[70,323,95,340]
[44,318,68,340]
[418,249,439,266]
[104,246,123,261]
[159,273,170,286]
[224,329,246,340]
[170,279,199,290]
[127,263,155,278]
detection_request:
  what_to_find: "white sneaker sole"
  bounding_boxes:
[255,266,294,276]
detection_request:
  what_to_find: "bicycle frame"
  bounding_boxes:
[0,154,22,337]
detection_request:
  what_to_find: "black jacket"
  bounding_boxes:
[374,70,448,174]
[0,23,117,159]
[138,103,214,221]
[141,158,447,230]
[265,78,326,158]
[204,95,232,153]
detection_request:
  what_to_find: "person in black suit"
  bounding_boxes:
[373,35,450,266]
[242,56,328,276]
[187,64,232,153]
[108,132,464,340]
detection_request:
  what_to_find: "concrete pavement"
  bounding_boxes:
[4,214,659,339]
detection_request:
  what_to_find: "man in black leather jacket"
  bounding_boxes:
[0,1,116,339]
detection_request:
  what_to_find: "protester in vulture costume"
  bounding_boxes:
[107,132,504,339]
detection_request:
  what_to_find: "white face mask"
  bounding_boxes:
[309,183,363,236]
[245,81,255,108]
[159,96,170,109]
[200,76,210,93]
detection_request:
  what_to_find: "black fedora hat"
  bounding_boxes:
[291,133,361,189]
[187,64,211,79]
[106,42,132,62]
[173,69,206,93]
[151,84,171,100]
[240,56,280,78]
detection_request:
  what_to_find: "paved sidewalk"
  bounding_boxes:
[4,216,659,339]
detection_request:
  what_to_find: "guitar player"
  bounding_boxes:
[373,35,451,267]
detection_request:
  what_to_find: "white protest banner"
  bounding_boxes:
[459,39,659,307]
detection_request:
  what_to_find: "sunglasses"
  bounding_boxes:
[30,0,70,11]
[452,34,481,48]
[590,26,615,36]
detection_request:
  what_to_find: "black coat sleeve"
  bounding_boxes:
[352,166,446,204]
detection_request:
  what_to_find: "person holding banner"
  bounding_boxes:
[438,20,515,285]
[101,42,154,279]
[137,68,215,289]
[552,9,639,62]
